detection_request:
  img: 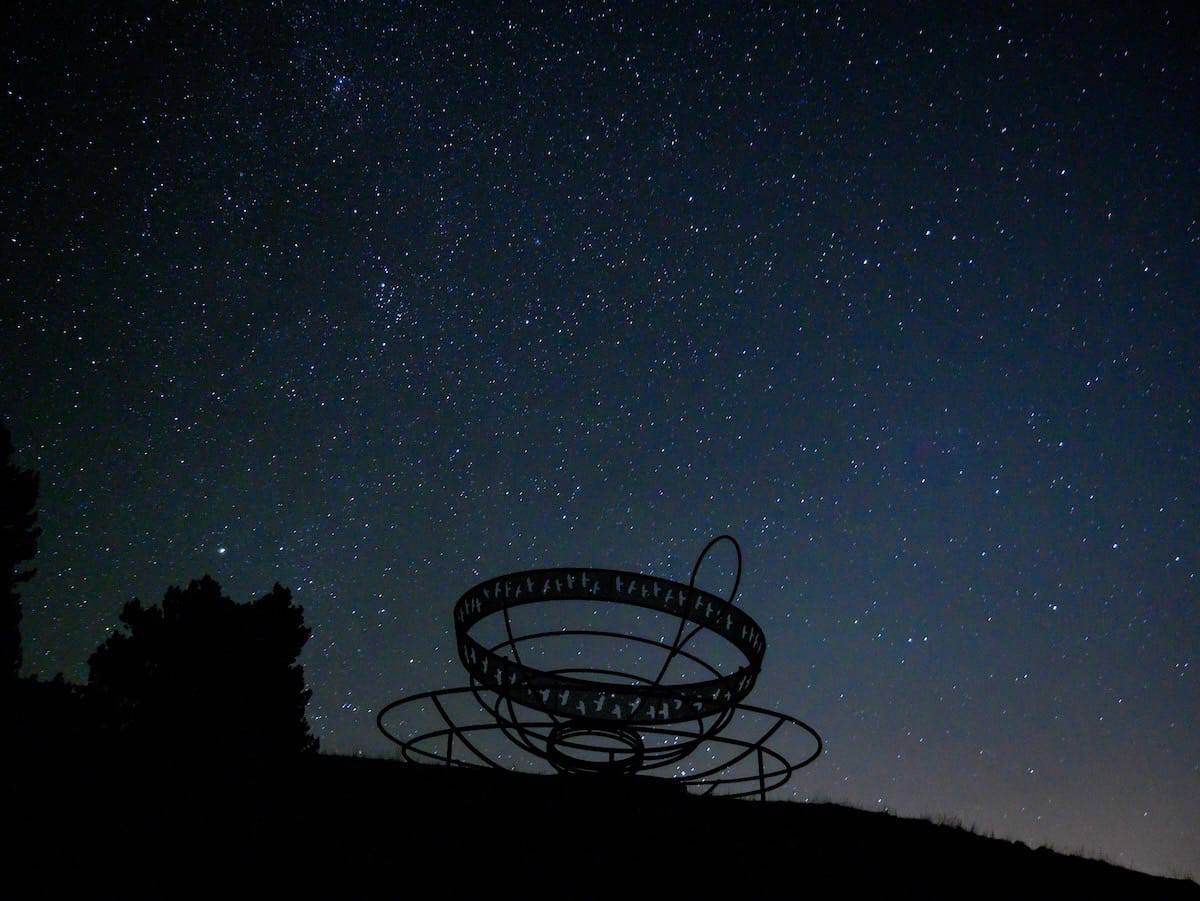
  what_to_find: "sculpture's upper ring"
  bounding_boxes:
[454,567,764,725]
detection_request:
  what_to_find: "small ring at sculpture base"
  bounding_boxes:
[545,721,646,776]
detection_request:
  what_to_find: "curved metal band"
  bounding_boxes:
[453,567,765,724]
[377,687,822,798]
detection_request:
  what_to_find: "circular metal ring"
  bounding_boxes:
[544,721,646,775]
[377,687,821,797]
[454,567,764,725]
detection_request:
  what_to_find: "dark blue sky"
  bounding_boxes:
[3,1,1196,877]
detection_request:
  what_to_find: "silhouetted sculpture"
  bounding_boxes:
[1,421,40,682]
[88,575,319,756]
[379,536,822,797]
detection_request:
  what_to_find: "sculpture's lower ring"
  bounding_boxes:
[377,686,822,799]
[544,721,646,776]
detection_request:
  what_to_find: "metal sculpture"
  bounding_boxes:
[377,536,821,798]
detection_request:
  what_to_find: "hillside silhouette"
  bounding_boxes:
[4,423,1194,893]
[9,752,1196,894]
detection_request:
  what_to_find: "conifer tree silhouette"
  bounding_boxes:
[88,575,319,756]
[1,420,40,682]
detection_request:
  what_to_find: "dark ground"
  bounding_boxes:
[10,753,1197,895]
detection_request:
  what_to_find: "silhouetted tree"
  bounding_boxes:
[11,672,98,757]
[1,420,40,682]
[88,575,319,756]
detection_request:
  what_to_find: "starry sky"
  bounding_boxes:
[2,1,1197,878]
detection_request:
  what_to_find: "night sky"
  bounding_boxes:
[3,1,1197,878]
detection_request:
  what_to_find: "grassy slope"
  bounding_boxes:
[11,752,1197,895]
